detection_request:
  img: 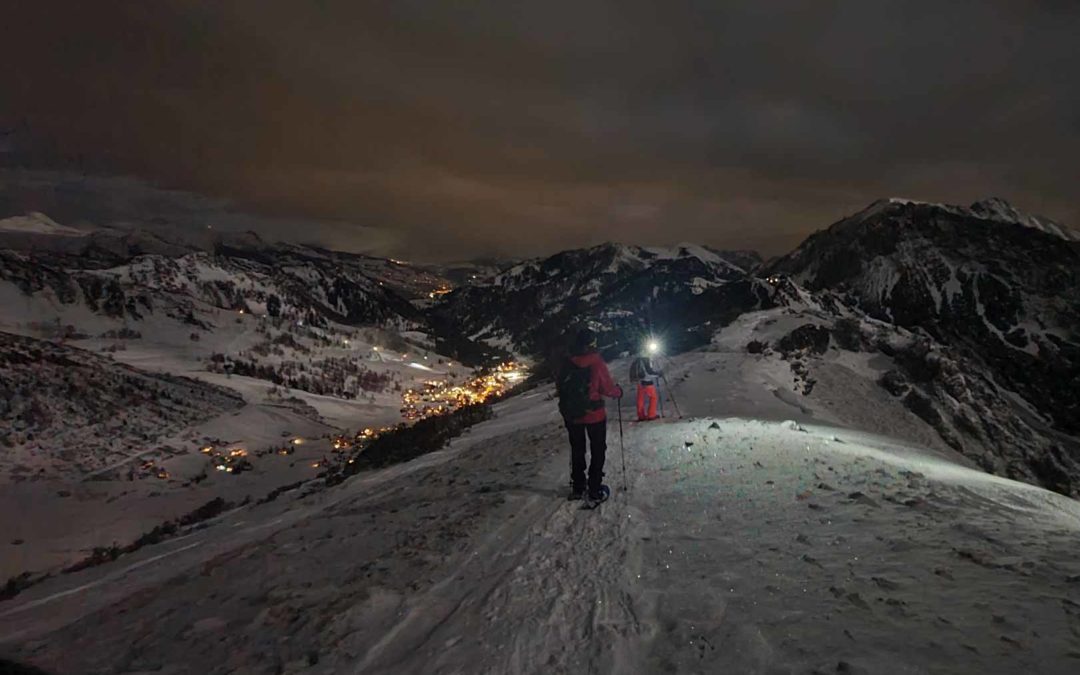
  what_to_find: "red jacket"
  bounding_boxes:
[568,350,622,424]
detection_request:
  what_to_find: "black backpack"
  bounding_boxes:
[557,358,600,420]
[629,357,643,381]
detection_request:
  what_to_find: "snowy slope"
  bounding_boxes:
[0,216,485,583]
[0,212,478,438]
[707,302,1080,497]
[3,354,1080,674]
[0,246,422,330]
[0,331,243,480]
[968,197,1080,243]
[0,209,460,335]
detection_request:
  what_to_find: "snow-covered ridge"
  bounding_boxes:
[0,221,430,331]
[968,197,1080,242]
[491,242,754,288]
[434,240,767,355]
[764,196,1080,471]
[863,197,1080,242]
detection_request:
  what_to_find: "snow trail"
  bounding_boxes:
[352,423,649,674]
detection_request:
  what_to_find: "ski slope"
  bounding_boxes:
[4,356,1080,674]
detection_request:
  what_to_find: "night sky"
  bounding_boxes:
[3,1,1078,261]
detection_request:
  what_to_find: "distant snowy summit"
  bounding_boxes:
[968,197,1080,242]
[857,196,1080,242]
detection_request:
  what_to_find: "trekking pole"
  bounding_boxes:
[568,429,573,493]
[661,373,682,418]
[618,393,627,492]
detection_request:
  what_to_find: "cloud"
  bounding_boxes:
[3,0,1077,260]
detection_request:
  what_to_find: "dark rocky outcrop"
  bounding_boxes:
[777,324,831,356]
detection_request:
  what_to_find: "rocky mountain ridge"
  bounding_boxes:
[430,242,770,362]
[765,197,1080,436]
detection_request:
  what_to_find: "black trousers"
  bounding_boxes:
[567,419,607,494]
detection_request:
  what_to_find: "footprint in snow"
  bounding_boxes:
[845,491,880,508]
[846,592,871,610]
[1000,635,1025,649]
[871,576,901,591]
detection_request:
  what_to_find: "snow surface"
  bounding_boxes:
[4,345,1080,674]
[0,272,474,579]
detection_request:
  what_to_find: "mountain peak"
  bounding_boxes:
[968,197,1080,242]
[969,196,1022,221]
[844,197,1079,243]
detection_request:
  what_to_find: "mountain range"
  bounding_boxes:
[1,196,1077,500]
[3,192,1080,673]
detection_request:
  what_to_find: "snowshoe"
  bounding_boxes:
[581,485,611,510]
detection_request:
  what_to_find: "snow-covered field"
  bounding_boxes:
[4,343,1080,674]
[0,274,471,579]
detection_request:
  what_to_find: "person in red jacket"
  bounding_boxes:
[557,327,623,501]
